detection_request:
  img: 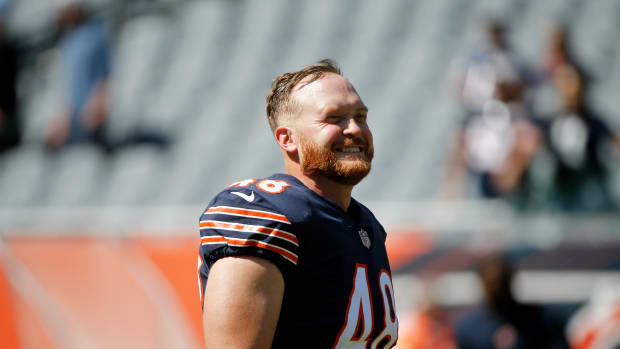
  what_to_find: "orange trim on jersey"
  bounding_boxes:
[204,206,291,224]
[200,236,298,264]
[199,220,298,246]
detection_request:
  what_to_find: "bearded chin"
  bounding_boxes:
[300,138,373,186]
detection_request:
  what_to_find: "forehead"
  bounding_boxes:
[291,73,366,115]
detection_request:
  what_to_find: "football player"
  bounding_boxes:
[198,59,398,348]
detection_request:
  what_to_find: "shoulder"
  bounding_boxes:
[204,175,313,223]
[199,175,306,273]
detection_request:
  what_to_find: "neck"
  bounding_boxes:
[285,163,353,212]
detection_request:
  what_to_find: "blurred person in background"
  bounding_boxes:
[443,18,542,205]
[0,0,20,152]
[198,60,398,348]
[534,63,620,211]
[443,62,542,205]
[540,22,592,88]
[449,18,536,118]
[456,255,568,349]
[45,0,111,150]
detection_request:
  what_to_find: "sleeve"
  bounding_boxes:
[93,21,111,81]
[198,190,299,280]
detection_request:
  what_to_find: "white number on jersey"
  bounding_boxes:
[257,179,290,194]
[333,264,398,348]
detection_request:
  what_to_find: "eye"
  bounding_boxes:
[355,114,367,123]
[326,115,344,123]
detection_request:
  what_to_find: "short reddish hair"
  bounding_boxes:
[265,59,341,132]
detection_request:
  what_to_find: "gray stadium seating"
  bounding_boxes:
[98,145,169,205]
[106,13,173,144]
[3,0,619,212]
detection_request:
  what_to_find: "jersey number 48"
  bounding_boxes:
[333,264,398,349]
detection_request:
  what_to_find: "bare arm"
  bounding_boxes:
[203,256,284,349]
[81,79,109,130]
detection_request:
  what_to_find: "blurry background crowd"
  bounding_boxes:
[1,0,619,348]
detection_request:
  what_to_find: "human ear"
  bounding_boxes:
[274,126,298,154]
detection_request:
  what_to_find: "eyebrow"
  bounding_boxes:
[326,106,368,113]
[322,103,368,116]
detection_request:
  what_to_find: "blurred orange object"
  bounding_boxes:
[2,235,203,349]
[398,305,456,349]
[0,262,20,349]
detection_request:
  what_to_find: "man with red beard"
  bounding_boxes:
[198,59,398,348]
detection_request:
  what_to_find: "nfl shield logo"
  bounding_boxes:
[358,229,371,249]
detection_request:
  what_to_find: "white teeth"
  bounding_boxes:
[340,147,361,153]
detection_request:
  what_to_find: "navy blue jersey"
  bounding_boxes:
[198,173,398,348]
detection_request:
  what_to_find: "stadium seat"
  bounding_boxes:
[106,14,173,144]
[98,146,169,206]
[43,145,107,207]
[19,52,65,145]
[141,0,239,135]
[0,147,49,207]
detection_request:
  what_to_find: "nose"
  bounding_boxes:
[342,116,364,137]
